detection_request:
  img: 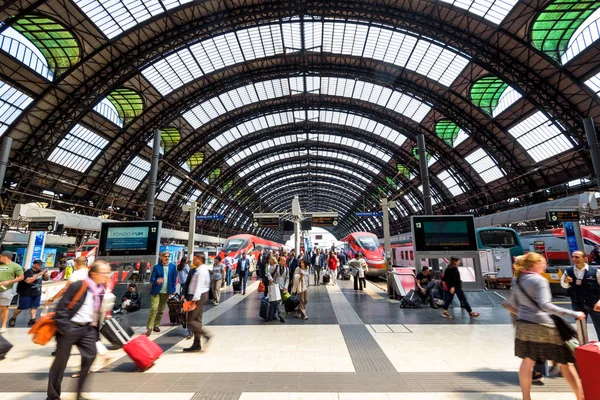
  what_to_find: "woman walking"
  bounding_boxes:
[177,257,193,339]
[211,256,225,305]
[293,259,310,320]
[327,250,339,285]
[441,257,480,318]
[512,252,585,400]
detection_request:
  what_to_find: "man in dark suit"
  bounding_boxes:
[47,260,111,400]
[237,252,251,295]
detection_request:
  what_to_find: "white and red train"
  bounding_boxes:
[218,234,284,271]
[339,232,387,277]
[519,226,600,265]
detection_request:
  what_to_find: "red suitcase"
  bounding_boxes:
[575,320,600,399]
[122,335,163,371]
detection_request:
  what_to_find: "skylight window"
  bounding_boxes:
[508,111,572,163]
[437,169,465,196]
[156,176,182,202]
[417,185,440,205]
[564,7,600,63]
[200,197,217,215]
[183,77,430,130]
[48,124,108,171]
[244,161,371,184]
[209,110,405,156]
[585,72,600,97]
[93,98,123,127]
[0,80,33,136]
[439,0,518,25]
[0,26,53,80]
[404,192,423,212]
[73,0,194,39]
[435,120,469,148]
[464,148,504,183]
[115,156,150,190]
[142,19,468,96]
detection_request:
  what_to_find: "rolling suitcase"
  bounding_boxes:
[0,334,13,360]
[123,335,163,371]
[100,318,134,348]
[232,280,241,293]
[284,294,299,313]
[167,296,182,325]
[575,320,600,398]
[322,273,330,284]
[259,296,276,321]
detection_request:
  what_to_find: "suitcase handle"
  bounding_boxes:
[577,319,588,345]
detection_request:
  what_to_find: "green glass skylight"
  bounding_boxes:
[412,147,430,162]
[106,88,144,122]
[386,176,399,190]
[435,120,461,147]
[160,128,180,152]
[233,189,243,199]
[186,152,204,170]
[531,0,600,62]
[222,180,233,192]
[397,165,410,179]
[12,15,80,75]
[470,76,507,116]
[208,168,221,183]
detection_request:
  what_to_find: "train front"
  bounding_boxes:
[218,236,249,269]
[352,234,387,276]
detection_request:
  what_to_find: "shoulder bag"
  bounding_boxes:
[517,276,576,342]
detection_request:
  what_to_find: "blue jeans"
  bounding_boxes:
[572,301,600,340]
[239,270,249,292]
[226,268,232,286]
[442,288,472,313]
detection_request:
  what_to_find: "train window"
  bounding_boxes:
[222,239,247,252]
[410,251,414,260]
[405,251,409,259]
[479,229,518,248]
[356,236,379,250]
[400,251,404,260]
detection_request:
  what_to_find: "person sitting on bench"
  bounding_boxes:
[113,283,142,314]
[416,267,437,309]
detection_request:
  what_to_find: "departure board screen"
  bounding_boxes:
[411,216,477,252]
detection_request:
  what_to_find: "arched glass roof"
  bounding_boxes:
[243,161,373,185]
[470,76,522,117]
[143,19,469,97]
[209,110,406,155]
[0,26,53,80]
[0,80,33,136]
[183,76,431,131]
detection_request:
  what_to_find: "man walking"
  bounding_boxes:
[184,254,211,352]
[146,251,177,336]
[237,252,251,295]
[47,261,111,400]
[561,250,600,340]
[0,251,23,334]
[441,257,479,318]
[9,259,48,327]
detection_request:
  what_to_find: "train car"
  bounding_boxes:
[340,232,386,277]
[520,226,600,265]
[218,234,283,271]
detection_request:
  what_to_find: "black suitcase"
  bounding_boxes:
[259,296,276,321]
[399,289,422,309]
[167,298,182,325]
[232,280,241,293]
[284,295,299,313]
[323,274,330,284]
[100,318,134,348]
[0,334,13,360]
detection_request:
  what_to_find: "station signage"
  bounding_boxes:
[355,212,383,217]
[312,216,338,226]
[253,217,279,228]
[28,220,56,232]
[546,209,580,223]
[196,214,224,221]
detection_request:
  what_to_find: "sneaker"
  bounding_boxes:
[27,318,36,326]
[8,318,15,327]
[302,316,308,320]
[153,326,161,332]
[0,327,6,334]
[441,311,453,319]
[532,371,544,384]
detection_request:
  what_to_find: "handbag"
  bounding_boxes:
[182,300,196,312]
[268,283,282,302]
[517,276,576,342]
[258,281,265,293]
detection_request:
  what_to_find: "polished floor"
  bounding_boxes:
[1,275,596,400]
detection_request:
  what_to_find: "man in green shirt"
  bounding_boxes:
[0,251,24,334]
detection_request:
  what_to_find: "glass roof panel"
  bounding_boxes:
[563,7,600,63]
[106,88,144,122]
[115,156,150,190]
[48,124,109,172]
[417,185,441,205]
[470,75,522,117]
[464,148,504,183]
[156,175,182,202]
[93,98,123,127]
[0,26,53,80]
[493,85,522,117]
[585,71,600,97]
[73,0,194,39]
[186,152,204,170]
[404,191,423,212]
[532,0,600,63]
[186,188,202,205]
[256,174,366,196]
[507,111,572,163]
[183,77,429,129]
[437,169,465,196]
[435,119,469,148]
[160,127,180,152]
[200,197,217,215]
[244,160,372,185]
[142,20,469,96]
[0,80,34,136]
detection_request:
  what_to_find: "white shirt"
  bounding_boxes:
[191,264,211,300]
[69,267,88,283]
[71,291,94,323]
[560,263,600,289]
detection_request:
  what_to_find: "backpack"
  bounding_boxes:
[399,289,422,309]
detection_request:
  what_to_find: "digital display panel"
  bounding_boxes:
[312,216,338,226]
[411,216,477,252]
[98,221,161,259]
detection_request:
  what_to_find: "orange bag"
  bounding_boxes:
[182,300,196,312]
[29,282,88,345]
[258,281,265,293]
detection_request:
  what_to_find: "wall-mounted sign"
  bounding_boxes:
[546,209,580,223]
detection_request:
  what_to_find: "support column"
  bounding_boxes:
[188,201,197,259]
[381,198,392,270]
[146,129,161,220]
[417,133,432,214]
[294,216,300,255]
[583,118,600,191]
[0,136,13,193]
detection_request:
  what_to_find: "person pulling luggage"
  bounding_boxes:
[348,252,368,290]
[266,256,288,323]
[293,259,310,320]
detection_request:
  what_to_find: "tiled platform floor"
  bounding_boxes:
[1,275,595,399]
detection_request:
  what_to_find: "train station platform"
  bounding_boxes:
[1,276,596,400]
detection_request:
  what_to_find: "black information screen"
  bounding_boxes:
[412,216,477,252]
[98,221,161,257]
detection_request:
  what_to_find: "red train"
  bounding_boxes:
[218,234,283,271]
[520,226,600,265]
[339,232,387,277]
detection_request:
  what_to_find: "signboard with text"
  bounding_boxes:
[312,216,338,227]
[547,209,580,224]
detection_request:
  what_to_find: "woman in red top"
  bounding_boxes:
[327,251,339,285]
